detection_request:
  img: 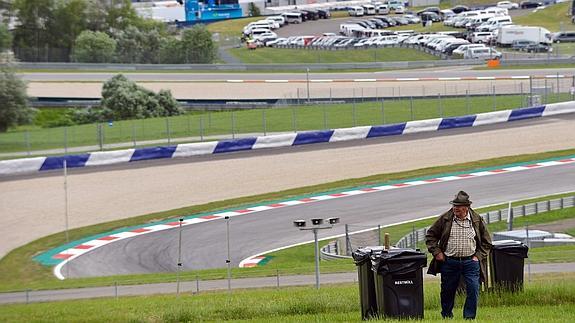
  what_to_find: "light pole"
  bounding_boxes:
[293,217,340,289]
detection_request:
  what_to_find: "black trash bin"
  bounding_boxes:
[490,240,529,292]
[371,248,427,319]
[352,246,384,320]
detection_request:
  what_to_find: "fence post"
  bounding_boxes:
[378,225,382,246]
[323,105,328,130]
[410,96,414,121]
[231,111,236,139]
[292,106,297,132]
[438,93,442,117]
[556,72,560,102]
[63,126,68,155]
[276,269,280,289]
[262,110,267,136]
[466,90,470,114]
[492,85,496,111]
[115,281,118,300]
[25,289,30,304]
[97,123,104,151]
[166,117,171,144]
[25,131,31,156]
[196,274,200,294]
[544,78,548,104]
[520,82,524,108]
[381,98,385,125]
[345,224,351,256]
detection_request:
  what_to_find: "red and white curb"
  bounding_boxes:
[53,157,575,278]
[224,75,570,84]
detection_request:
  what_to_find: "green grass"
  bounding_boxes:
[514,2,575,32]
[228,47,439,64]
[2,150,575,293]
[1,274,574,322]
[4,93,574,156]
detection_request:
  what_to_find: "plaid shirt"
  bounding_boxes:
[445,211,476,257]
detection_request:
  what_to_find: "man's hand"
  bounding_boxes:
[472,256,479,262]
[435,252,445,262]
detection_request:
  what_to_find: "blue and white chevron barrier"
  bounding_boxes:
[1,101,574,177]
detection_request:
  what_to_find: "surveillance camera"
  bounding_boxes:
[293,220,306,227]
[311,218,323,225]
[327,217,340,225]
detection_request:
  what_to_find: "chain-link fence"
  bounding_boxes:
[323,195,575,259]
[2,77,574,159]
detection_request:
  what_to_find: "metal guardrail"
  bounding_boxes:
[13,56,575,72]
[321,195,575,260]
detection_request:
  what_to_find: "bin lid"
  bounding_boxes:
[370,248,427,275]
[352,246,385,265]
[492,240,529,258]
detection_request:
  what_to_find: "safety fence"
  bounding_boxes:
[321,195,575,259]
[2,78,575,158]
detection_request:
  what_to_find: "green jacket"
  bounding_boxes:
[425,208,493,283]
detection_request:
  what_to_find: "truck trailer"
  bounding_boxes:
[496,25,552,46]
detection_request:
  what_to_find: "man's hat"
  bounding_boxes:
[450,191,472,206]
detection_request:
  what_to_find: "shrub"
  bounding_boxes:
[73,30,117,63]
[0,67,34,132]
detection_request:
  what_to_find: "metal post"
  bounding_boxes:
[526,222,531,283]
[199,116,204,141]
[507,201,513,231]
[313,228,320,289]
[292,107,297,132]
[25,289,30,304]
[63,160,70,278]
[226,216,232,293]
[381,98,385,125]
[262,110,267,136]
[556,72,560,102]
[544,78,548,104]
[466,90,470,114]
[297,88,300,105]
[438,93,442,117]
[176,218,183,296]
[323,105,327,130]
[492,85,496,111]
[25,131,31,156]
[520,82,524,108]
[64,126,68,155]
[276,269,280,289]
[114,281,118,300]
[345,224,351,256]
[329,87,332,103]
[196,274,200,294]
[572,75,575,101]
[410,96,414,120]
[378,225,382,246]
[97,123,103,151]
[132,121,136,148]
[166,117,171,144]
[412,225,416,248]
[231,111,236,139]
[187,114,191,136]
[306,68,310,103]
[529,76,533,99]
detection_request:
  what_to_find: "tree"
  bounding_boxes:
[101,74,182,120]
[12,0,55,61]
[48,0,88,61]
[0,67,34,132]
[113,24,164,64]
[248,3,261,17]
[73,30,116,63]
[178,25,217,64]
[0,23,11,52]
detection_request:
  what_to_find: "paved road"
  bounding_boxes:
[2,262,574,304]
[63,158,575,277]
[2,114,574,259]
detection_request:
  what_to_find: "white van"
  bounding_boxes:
[464,47,502,59]
[477,16,512,31]
[265,16,286,27]
[281,12,303,24]
[376,4,389,14]
[348,6,365,16]
[362,4,376,15]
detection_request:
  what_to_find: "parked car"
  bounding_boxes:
[394,5,405,14]
[471,31,494,43]
[550,31,575,43]
[416,7,441,16]
[523,42,551,52]
[376,4,389,15]
[519,1,543,8]
[318,9,331,19]
[421,12,442,23]
[464,47,502,59]
[403,14,420,24]
[453,43,487,56]
[451,5,470,14]
[496,1,519,9]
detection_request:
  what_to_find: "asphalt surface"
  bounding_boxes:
[18,68,575,82]
[63,159,575,278]
[3,262,575,304]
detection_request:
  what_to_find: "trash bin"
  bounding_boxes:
[371,248,427,319]
[490,240,529,292]
[352,246,384,320]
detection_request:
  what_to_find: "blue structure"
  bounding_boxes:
[183,0,243,23]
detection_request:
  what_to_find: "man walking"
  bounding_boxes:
[426,191,492,319]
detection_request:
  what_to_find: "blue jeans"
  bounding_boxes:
[440,258,480,319]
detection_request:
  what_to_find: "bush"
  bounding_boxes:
[159,25,217,64]
[248,3,261,17]
[0,67,34,132]
[101,74,182,120]
[73,31,117,63]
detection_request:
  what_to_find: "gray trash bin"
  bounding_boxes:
[352,246,384,320]
[490,240,529,292]
[371,248,427,319]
